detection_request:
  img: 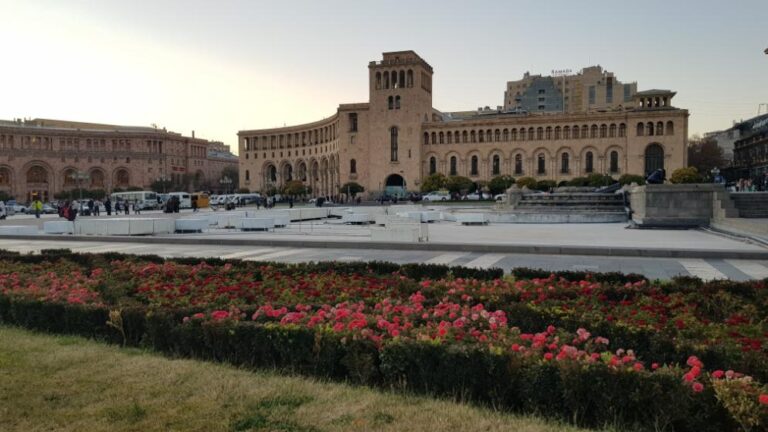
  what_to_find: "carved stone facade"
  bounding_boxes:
[238,51,688,198]
[0,118,237,202]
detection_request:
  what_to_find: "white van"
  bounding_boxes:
[110,191,159,210]
[168,192,192,209]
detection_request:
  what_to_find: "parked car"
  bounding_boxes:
[42,203,58,214]
[464,192,491,200]
[494,194,506,202]
[11,204,28,214]
[422,192,450,202]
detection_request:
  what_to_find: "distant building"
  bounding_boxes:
[503,66,638,114]
[732,113,768,179]
[239,51,688,199]
[0,118,237,202]
[704,127,741,163]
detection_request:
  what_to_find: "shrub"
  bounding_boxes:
[488,175,515,195]
[420,173,447,193]
[533,180,557,191]
[586,173,616,187]
[618,174,645,186]
[515,176,537,189]
[445,176,474,194]
[670,167,704,184]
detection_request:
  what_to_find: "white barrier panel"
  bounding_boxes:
[247,210,290,227]
[208,211,248,227]
[341,213,372,224]
[74,218,175,235]
[371,224,423,242]
[456,213,489,225]
[0,225,38,236]
[43,221,74,234]
[240,218,275,231]
[175,219,209,233]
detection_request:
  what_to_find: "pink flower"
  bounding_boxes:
[692,382,704,393]
[759,394,768,405]
[683,373,695,383]
[651,363,660,371]
[544,353,554,361]
[511,343,521,352]
[686,356,703,369]
[211,310,230,320]
[711,370,724,379]
[633,362,644,372]
[546,325,556,334]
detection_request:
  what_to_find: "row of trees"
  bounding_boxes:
[420,173,650,195]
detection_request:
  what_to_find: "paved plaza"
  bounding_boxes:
[1,205,767,281]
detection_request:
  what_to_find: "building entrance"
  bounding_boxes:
[384,174,406,198]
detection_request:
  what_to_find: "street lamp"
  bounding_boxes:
[219,176,232,194]
[69,171,90,202]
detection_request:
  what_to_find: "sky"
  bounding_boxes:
[1,0,767,153]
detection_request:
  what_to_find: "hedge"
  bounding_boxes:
[0,296,738,431]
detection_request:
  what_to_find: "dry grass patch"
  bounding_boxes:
[0,326,602,432]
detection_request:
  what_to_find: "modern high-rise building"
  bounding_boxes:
[238,51,687,199]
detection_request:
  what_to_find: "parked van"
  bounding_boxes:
[191,192,209,208]
[168,192,192,209]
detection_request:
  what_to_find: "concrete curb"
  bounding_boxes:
[1,234,767,260]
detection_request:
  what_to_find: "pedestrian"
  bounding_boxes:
[65,202,77,222]
[134,200,141,214]
[32,196,43,218]
[288,196,294,209]
[0,199,6,220]
[105,198,112,216]
[192,197,199,212]
[88,199,94,216]
[124,200,129,215]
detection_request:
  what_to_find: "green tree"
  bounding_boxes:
[670,167,703,184]
[567,177,589,187]
[618,174,645,186]
[150,179,173,193]
[420,173,447,193]
[488,175,515,195]
[534,180,557,191]
[282,180,307,197]
[586,173,616,187]
[445,176,473,194]
[220,166,239,190]
[263,185,278,196]
[515,176,537,189]
[340,182,365,197]
[687,135,727,178]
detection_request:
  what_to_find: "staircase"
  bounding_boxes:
[516,193,626,213]
[729,192,768,218]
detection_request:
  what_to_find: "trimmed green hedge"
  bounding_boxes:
[511,267,648,285]
[0,296,737,431]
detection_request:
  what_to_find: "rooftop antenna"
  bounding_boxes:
[758,103,768,115]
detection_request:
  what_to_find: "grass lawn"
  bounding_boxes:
[0,326,602,432]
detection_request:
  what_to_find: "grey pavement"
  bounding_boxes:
[1,238,767,281]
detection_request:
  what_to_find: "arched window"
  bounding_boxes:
[391,71,398,88]
[561,153,570,174]
[545,127,552,140]
[439,132,444,144]
[431,132,437,145]
[407,69,413,87]
[424,132,429,145]
[429,157,436,174]
[471,130,476,143]
[581,125,588,138]
[399,70,405,89]
[447,132,453,144]
[492,154,500,175]
[666,121,674,135]
[590,125,598,138]
[636,123,645,136]
[384,72,390,89]
[511,129,518,141]
[644,144,664,175]
[609,124,617,137]
[647,122,654,136]
[600,124,607,138]
[245,169,250,181]
[450,156,457,175]
[388,96,394,110]
[554,126,561,140]
[495,129,501,142]
[375,72,381,89]
[502,129,509,141]
[519,128,526,140]
[350,159,357,174]
[563,126,570,139]
[656,121,664,136]
[395,95,401,109]
[462,131,468,143]
[478,130,484,143]
[537,154,546,174]
[610,151,619,173]
[390,127,398,161]
[529,127,536,140]
[514,154,523,175]
[268,165,277,183]
[470,155,479,176]
[619,123,626,137]
[585,151,594,173]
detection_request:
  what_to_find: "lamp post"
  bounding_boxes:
[69,171,90,202]
[219,176,232,194]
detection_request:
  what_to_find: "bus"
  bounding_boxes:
[191,192,209,208]
[168,192,192,209]
[109,191,159,210]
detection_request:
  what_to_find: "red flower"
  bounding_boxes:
[651,363,659,370]
[692,382,704,393]
[211,310,230,320]
[759,394,768,405]
[711,370,724,379]
[544,353,554,361]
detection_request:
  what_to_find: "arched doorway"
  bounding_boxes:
[384,174,406,198]
[644,143,664,176]
[26,165,50,202]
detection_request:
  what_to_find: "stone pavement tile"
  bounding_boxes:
[723,260,768,280]
[711,260,763,281]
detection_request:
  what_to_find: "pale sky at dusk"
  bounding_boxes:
[1,0,766,152]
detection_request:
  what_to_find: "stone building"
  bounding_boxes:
[0,118,237,202]
[732,113,768,179]
[238,51,688,198]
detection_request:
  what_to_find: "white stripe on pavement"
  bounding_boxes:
[464,253,506,269]
[245,248,309,261]
[425,252,468,265]
[679,259,727,281]
[219,248,275,259]
[725,260,768,280]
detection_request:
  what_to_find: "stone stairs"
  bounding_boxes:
[729,192,768,218]
[516,193,627,214]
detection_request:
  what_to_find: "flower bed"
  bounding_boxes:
[0,250,767,431]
